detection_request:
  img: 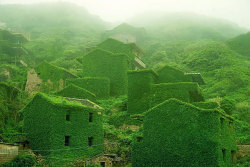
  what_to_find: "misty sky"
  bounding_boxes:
[1,0,250,29]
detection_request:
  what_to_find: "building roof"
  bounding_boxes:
[145,98,234,120]
[34,61,78,82]
[128,69,159,78]
[97,38,142,59]
[54,84,96,100]
[25,93,99,110]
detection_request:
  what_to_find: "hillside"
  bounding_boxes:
[227,31,250,60]
[0,2,106,39]
[0,2,107,65]
[0,3,249,166]
[129,12,247,41]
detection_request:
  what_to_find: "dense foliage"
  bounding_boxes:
[82,49,128,96]
[0,2,249,166]
[23,93,104,164]
[132,99,236,167]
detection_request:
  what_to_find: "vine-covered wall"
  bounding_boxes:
[127,69,158,114]
[23,93,104,160]
[127,69,204,114]
[132,99,236,167]
[156,65,205,85]
[82,49,128,96]
[150,82,204,107]
[66,77,110,99]
[54,84,96,101]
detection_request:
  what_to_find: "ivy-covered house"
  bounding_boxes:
[22,93,104,159]
[132,98,236,167]
[127,66,205,114]
[82,49,128,97]
[67,77,110,99]
[25,61,78,95]
[97,38,146,70]
[54,83,96,102]
[80,38,146,97]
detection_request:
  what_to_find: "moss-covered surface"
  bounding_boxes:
[53,84,96,101]
[23,93,104,162]
[97,38,142,60]
[67,77,110,99]
[150,82,204,107]
[82,49,128,96]
[127,69,158,114]
[156,65,205,85]
[132,98,236,167]
[34,61,77,83]
[128,69,204,114]
[192,101,219,109]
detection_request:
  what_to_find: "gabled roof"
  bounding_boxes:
[144,98,233,120]
[84,48,129,60]
[54,84,96,100]
[34,61,78,82]
[97,38,142,59]
[34,92,86,108]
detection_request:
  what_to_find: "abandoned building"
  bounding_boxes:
[0,142,19,165]
[54,83,96,101]
[86,154,123,167]
[132,98,236,167]
[81,38,146,97]
[25,61,77,95]
[22,93,104,159]
[97,38,146,70]
[127,65,205,114]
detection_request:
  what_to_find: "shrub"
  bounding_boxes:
[3,154,37,167]
[220,97,236,115]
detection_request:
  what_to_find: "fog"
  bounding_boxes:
[1,0,250,29]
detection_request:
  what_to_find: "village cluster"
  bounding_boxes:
[1,34,236,166]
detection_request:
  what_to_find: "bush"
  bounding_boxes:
[3,154,37,167]
[220,97,236,115]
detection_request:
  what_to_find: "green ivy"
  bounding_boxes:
[132,98,236,167]
[82,49,128,96]
[67,77,110,99]
[54,84,96,101]
[23,93,104,163]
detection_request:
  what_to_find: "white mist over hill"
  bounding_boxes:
[1,0,250,29]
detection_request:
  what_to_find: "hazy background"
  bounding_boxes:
[1,0,250,29]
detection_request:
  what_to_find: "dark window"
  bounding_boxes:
[137,137,143,142]
[231,150,236,163]
[65,136,70,146]
[100,162,105,167]
[220,118,224,129]
[229,122,233,134]
[88,137,93,147]
[66,111,71,121]
[66,114,70,121]
[89,112,93,122]
[222,149,226,162]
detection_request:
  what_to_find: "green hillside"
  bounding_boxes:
[227,31,250,60]
[0,2,107,65]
